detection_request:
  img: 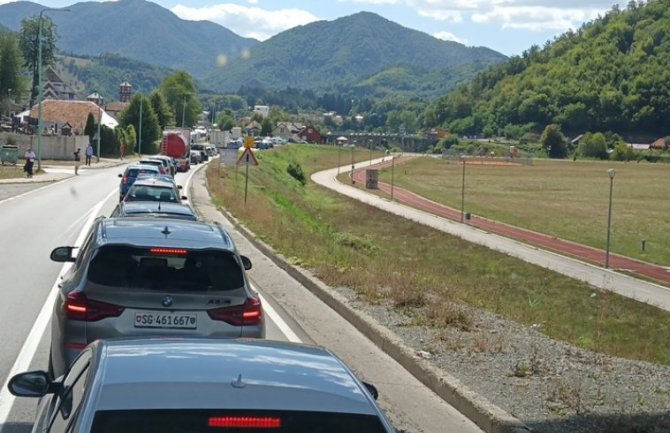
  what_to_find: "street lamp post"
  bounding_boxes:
[96,93,102,162]
[181,97,186,128]
[337,144,341,176]
[138,94,143,155]
[350,144,355,184]
[36,7,69,172]
[390,154,395,200]
[605,168,616,268]
[460,156,466,223]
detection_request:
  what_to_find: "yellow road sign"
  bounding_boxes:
[237,147,259,166]
[245,136,255,149]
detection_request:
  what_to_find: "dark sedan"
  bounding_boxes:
[110,201,198,220]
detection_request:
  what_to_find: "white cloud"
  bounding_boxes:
[433,30,468,44]
[171,3,320,41]
[472,6,604,31]
[418,9,463,22]
[342,0,613,29]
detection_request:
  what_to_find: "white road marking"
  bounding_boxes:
[256,290,302,343]
[0,188,117,433]
[0,177,72,206]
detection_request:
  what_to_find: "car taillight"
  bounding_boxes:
[207,297,262,326]
[122,176,129,185]
[64,292,124,321]
[150,247,188,256]
[208,416,281,429]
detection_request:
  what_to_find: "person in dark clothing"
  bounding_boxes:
[23,147,35,178]
[74,148,81,175]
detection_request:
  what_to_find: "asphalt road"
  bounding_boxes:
[0,161,485,433]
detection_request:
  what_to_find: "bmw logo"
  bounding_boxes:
[162,296,174,307]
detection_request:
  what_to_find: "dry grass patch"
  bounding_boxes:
[425,301,475,331]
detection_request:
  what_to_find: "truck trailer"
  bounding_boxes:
[161,129,191,172]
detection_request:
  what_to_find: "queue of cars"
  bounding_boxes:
[8,153,395,433]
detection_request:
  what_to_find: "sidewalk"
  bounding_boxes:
[351,158,670,287]
[0,157,133,184]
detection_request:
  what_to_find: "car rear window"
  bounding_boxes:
[126,186,178,202]
[87,246,244,291]
[91,410,389,433]
[126,168,157,177]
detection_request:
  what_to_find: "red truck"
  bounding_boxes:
[160,129,191,172]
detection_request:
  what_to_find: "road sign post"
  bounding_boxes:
[236,147,259,205]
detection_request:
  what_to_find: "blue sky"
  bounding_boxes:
[3,0,629,56]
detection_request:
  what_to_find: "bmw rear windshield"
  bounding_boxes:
[91,410,390,433]
[87,246,244,292]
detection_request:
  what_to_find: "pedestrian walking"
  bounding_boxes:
[23,147,36,178]
[74,148,81,175]
[119,142,125,160]
[85,144,93,166]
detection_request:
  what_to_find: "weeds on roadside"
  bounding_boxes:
[206,147,670,366]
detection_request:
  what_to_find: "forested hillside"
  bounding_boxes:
[425,0,670,138]
[0,0,257,79]
[58,54,174,100]
[206,11,505,93]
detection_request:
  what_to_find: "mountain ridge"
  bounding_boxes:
[205,11,506,93]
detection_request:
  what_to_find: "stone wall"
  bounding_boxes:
[0,133,89,161]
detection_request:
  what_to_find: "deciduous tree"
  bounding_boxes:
[18,16,58,106]
[540,124,567,158]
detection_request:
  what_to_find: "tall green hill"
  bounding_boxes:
[426,0,670,138]
[205,11,506,93]
[0,0,257,79]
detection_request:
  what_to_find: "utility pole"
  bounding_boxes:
[96,94,102,162]
[460,156,466,223]
[138,94,143,155]
[181,97,186,129]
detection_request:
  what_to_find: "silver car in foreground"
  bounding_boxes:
[9,338,395,433]
[48,218,264,377]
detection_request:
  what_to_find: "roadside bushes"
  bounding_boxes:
[287,161,306,185]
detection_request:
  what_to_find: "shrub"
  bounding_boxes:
[286,161,306,186]
[578,132,609,160]
[611,143,635,161]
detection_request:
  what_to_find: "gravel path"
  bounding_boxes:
[330,282,670,433]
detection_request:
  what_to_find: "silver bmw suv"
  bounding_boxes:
[48,217,265,377]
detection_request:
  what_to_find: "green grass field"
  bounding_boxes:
[206,145,670,366]
[379,157,670,267]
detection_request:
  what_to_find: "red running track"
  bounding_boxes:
[350,158,670,286]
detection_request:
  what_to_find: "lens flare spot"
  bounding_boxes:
[241,49,251,60]
[217,54,228,67]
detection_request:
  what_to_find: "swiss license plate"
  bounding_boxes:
[134,312,197,329]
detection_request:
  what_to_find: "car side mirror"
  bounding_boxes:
[362,382,379,400]
[50,246,76,262]
[8,371,56,397]
[118,173,122,178]
[177,185,183,189]
[180,195,188,201]
[241,255,252,270]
